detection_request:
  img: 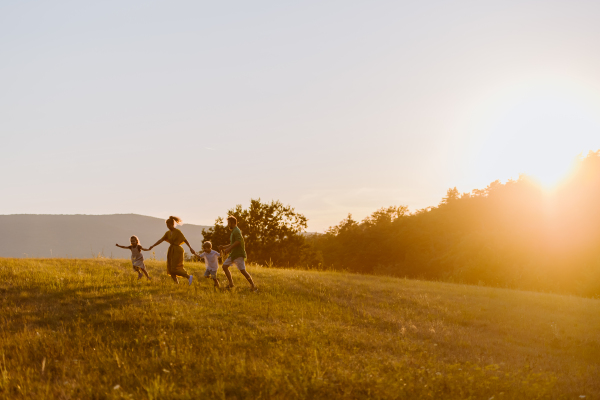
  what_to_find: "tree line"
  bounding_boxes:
[203,151,600,297]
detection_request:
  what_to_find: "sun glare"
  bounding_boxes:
[469,76,600,190]
[528,155,576,190]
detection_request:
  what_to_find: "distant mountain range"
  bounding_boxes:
[0,214,212,259]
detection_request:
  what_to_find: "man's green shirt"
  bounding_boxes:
[229,226,246,260]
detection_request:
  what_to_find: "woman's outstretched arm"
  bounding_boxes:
[148,237,165,250]
[183,239,196,255]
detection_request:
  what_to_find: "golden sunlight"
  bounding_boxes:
[526,153,577,189]
[471,76,600,190]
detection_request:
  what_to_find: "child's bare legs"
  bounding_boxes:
[141,269,150,279]
[205,275,220,287]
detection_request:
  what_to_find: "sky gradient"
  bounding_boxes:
[2,0,600,231]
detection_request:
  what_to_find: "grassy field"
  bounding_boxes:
[0,258,599,399]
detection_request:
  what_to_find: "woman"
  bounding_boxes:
[149,216,196,285]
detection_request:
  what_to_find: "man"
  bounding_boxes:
[219,216,257,290]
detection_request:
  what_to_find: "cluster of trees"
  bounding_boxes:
[203,151,600,297]
[201,199,321,268]
[311,151,600,297]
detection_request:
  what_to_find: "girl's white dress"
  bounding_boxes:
[131,245,146,270]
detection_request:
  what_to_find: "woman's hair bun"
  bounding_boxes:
[168,216,183,225]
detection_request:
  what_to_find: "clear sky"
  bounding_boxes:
[2,0,600,231]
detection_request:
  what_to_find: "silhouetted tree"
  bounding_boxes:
[202,199,321,268]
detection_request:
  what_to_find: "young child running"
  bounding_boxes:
[218,216,257,290]
[115,236,151,280]
[195,241,221,287]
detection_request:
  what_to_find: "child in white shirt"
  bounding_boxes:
[195,241,221,287]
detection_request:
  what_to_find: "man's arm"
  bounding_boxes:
[221,241,240,253]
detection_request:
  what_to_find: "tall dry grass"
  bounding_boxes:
[0,258,599,399]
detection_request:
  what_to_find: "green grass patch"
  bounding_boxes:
[0,258,598,399]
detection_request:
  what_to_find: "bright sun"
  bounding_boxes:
[471,77,600,190]
[527,153,575,189]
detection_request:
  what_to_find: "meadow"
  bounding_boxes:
[0,258,599,399]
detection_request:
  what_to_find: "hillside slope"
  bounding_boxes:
[0,214,211,259]
[0,258,599,399]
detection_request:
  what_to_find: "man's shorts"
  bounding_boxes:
[223,257,246,271]
[203,268,218,279]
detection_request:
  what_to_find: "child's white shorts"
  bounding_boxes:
[203,269,218,279]
[223,257,246,270]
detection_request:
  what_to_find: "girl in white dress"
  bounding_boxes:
[116,236,151,280]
